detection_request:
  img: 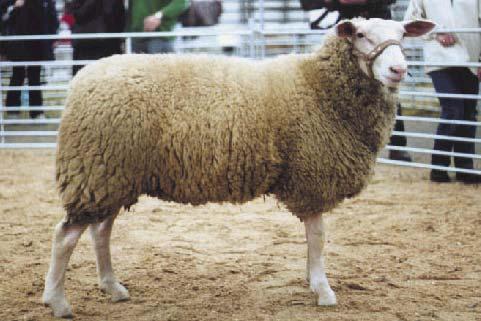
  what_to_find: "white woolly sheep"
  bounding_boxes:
[42,18,434,318]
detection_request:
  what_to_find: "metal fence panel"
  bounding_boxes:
[1,1,480,175]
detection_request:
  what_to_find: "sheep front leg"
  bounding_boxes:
[89,214,129,302]
[304,214,337,306]
[43,221,88,318]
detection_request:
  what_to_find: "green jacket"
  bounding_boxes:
[128,0,189,32]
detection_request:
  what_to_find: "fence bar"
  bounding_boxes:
[2,87,480,102]
[1,116,478,127]
[0,27,477,42]
[0,131,58,136]
[385,145,481,159]
[0,30,251,41]
[1,119,60,125]
[391,131,481,143]
[399,91,481,100]
[377,158,481,175]
[1,106,64,111]
[257,27,481,36]
[407,61,481,67]
[0,143,56,148]
[0,60,92,67]
[2,60,480,69]
[1,85,69,91]
[396,116,481,126]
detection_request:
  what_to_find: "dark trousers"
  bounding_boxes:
[6,65,43,118]
[389,103,407,147]
[429,67,479,169]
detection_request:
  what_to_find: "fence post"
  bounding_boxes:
[259,0,266,59]
[248,18,255,59]
[126,36,132,54]
[0,66,4,145]
[259,0,265,31]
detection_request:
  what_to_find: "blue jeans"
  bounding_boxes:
[429,67,479,169]
[132,38,174,54]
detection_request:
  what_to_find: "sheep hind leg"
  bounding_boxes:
[89,213,129,302]
[43,221,88,318]
[304,214,337,306]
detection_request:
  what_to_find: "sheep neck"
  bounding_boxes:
[300,36,397,154]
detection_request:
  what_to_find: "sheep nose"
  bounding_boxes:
[389,66,407,76]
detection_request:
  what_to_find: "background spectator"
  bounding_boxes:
[68,0,126,75]
[0,0,58,119]
[405,0,481,184]
[128,0,189,54]
[301,0,412,162]
[309,0,395,20]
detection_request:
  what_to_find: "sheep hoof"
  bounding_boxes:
[317,289,337,306]
[42,294,73,318]
[100,282,130,302]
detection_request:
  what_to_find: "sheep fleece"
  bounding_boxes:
[57,36,396,225]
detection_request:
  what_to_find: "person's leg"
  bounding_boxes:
[429,68,465,182]
[5,66,26,117]
[72,48,83,76]
[453,68,480,183]
[453,68,477,168]
[73,45,121,76]
[146,38,174,54]
[388,103,412,162]
[132,38,148,53]
[26,65,43,118]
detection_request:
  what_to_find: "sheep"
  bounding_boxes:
[42,18,434,318]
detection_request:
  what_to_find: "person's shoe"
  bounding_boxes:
[455,172,481,184]
[430,170,451,183]
[30,112,45,119]
[389,150,412,162]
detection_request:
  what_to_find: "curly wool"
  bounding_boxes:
[56,36,396,225]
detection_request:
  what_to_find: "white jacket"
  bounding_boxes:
[404,0,481,74]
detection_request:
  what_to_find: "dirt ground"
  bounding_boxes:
[0,150,480,321]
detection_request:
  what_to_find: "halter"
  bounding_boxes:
[352,40,404,79]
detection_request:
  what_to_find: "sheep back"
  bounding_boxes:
[56,54,283,225]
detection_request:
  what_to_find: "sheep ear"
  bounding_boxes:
[336,21,356,38]
[403,20,436,37]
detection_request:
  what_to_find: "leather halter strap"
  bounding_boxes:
[352,40,403,79]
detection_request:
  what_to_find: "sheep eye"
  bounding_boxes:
[356,33,365,38]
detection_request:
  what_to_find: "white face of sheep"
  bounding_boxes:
[335,19,435,88]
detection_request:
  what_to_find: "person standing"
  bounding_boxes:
[405,0,481,184]
[305,0,395,20]
[0,0,58,119]
[68,0,126,75]
[302,0,413,162]
[128,0,189,54]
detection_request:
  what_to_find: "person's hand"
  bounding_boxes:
[14,0,24,7]
[143,15,161,32]
[436,33,456,47]
[477,67,481,81]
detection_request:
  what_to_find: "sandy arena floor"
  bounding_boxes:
[0,150,480,321]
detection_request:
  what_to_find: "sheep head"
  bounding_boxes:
[335,18,435,88]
